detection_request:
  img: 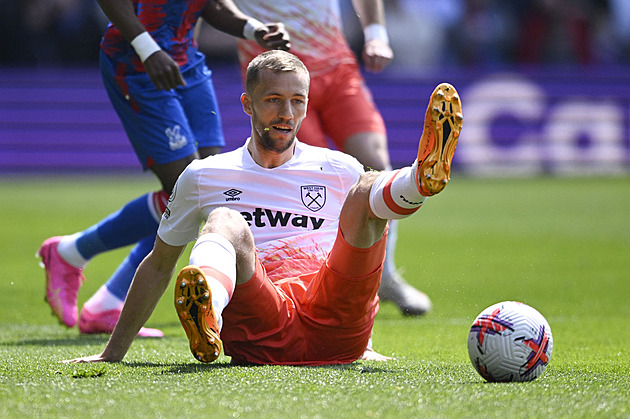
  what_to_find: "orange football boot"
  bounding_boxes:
[174,266,222,362]
[416,83,463,196]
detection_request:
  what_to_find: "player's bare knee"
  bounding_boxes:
[203,207,256,256]
[201,207,249,236]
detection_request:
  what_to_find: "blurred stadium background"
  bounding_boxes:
[1,0,629,175]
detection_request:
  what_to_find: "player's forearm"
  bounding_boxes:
[101,243,184,361]
[97,0,147,42]
[351,0,386,28]
[353,0,391,72]
[201,0,250,38]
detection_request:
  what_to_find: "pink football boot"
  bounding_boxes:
[37,236,85,328]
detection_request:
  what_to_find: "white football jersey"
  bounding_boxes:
[233,0,357,76]
[158,139,364,279]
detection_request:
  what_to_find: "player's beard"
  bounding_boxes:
[258,124,299,153]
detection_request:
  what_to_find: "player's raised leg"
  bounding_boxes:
[368,82,463,220]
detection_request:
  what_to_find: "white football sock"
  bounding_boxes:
[369,162,427,220]
[189,233,237,331]
[57,233,89,268]
[83,285,124,313]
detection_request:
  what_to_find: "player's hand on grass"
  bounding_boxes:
[143,50,186,91]
[360,348,393,361]
[362,39,393,73]
[255,23,291,51]
[62,353,113,364]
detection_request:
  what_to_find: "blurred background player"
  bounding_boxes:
[231,0,431,315]
[37,0,290,336]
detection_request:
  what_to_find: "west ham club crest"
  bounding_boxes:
[301,185,326,212]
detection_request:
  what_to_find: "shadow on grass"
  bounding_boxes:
[6,336,109,347]
[4,333,168,347]
[149,362,394,375]
[6,330,395,375]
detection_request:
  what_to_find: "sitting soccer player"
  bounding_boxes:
[64,50,463,365]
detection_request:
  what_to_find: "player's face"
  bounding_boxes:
[242,69,308,153]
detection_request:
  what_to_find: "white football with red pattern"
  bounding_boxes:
[467,301,553,382]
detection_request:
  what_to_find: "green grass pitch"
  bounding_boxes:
[1,175,628,418]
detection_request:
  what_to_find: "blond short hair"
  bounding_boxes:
[245,50,310,95]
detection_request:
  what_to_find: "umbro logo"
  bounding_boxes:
[224,189,242,201]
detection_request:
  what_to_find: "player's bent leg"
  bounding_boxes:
[416,83,463,196]
[37,236,85,328]
[175,266,222,362]
[365,83,464,314]
[343,133,433,316]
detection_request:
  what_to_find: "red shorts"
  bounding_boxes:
[297,62,386,151]
[221,229,387,366]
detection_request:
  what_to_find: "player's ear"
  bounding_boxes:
[241,93,253,116]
